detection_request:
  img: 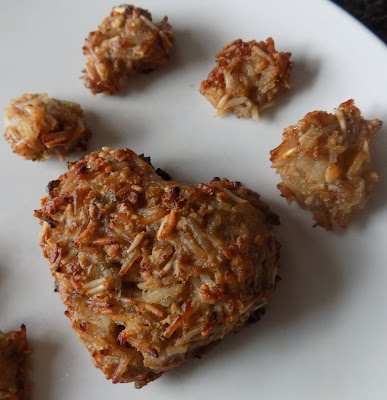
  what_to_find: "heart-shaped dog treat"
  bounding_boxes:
[35,147,280,388]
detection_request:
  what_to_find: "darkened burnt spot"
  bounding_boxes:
[156,168,172,181]
[137,62,157,74]
[211,177,221,182]
[111,262,122,268]
[46,179,60,193]
[147,346,159,358]
[76,165,89,174]
[265,212,280,226]
[78,322,88,332]
[115,324,125,337]
[162,186,180,203]
[176,197,187,209]
[138,154,172,181]
[247,307,265,325]
[41,215,59,228]
[138,154,152,167]
[55,266,62,272]
[53,282,59,292]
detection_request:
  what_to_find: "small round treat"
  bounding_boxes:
[82,5,175,95]
[200,38,293,120]
[270,100,382,230]
[4,93,91,161]
[35,147,280,388]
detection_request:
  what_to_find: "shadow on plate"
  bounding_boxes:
[68,109,148,160]
[0,265,5,315]
[345,114,387,230]
[259,56,320,122]
[30,339,60,400]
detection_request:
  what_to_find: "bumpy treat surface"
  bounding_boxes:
[200,38,293,120]
[35,147,280,388]
[0,325,30,400]
[4,93,91,161]
[270,100,382,230]
[82,5,175,95]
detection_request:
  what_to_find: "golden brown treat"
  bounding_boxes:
[35,147,280,388]
[4,93,91,161]
[0,325,30,400]
[82,5,175,95]
[270,100,382,230]
[200,38,293,120]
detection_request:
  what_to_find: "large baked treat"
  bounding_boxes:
[200,38,293,120]
[4,93,91,161]
[0,325,30,400]
[270,100,382,230]
[35,147,280,388]
[82,5,175,95]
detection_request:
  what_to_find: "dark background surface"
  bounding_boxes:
[332,0,387,43]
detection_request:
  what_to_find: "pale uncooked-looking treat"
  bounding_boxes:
[270,99,382,230]
[82,5,175,95]
[4,93,91,161]
[200,38,293,120]
[35,147,280,388]
[0,325,30,400]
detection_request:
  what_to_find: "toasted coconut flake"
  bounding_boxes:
[127,232,146,254]
[86,281,110,296]
[216,93,230,109]
[252,45,271,61]
[83,277,109,290]
[119,248,141,277]
[217,44,237,56]
[157,210,177,241]
[165,344,189,357]
[335,108,347,133]
[282,147,297,160]
[251,106,260,122]
[112,355,131,383]
[325,163,341,183]
[363,140,370,162]
[139,14,160,31]
[222,188,248,204]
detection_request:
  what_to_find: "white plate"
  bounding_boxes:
[0,0,386,399]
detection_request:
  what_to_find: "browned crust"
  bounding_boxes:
[3,93,91,161]
[0,325,30,400]
[82,5,175,95]
[35,147,280,387]
[270,99,382,229]
[200,38,293,120]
